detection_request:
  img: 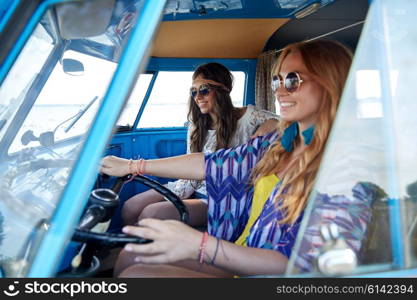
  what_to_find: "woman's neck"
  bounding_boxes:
[209,107,241,129]
[209,112,218,129]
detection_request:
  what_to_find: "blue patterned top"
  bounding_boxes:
[204,132,374,271]
[204,131,301,258]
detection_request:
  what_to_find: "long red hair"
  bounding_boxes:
[252,39,352,223]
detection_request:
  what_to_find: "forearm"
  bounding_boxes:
[123,220,288,276]
[145,153,205,180]
[201,235,288,276]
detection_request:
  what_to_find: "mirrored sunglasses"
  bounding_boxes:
[190,83,211,99]
[271,71,304,93]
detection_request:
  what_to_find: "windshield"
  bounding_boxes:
[0,0,145,277]
[0,23,54,143]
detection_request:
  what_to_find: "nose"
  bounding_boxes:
[276,81,290,97]
[195,91,203,100]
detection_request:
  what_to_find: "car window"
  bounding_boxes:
[137,71,245,128]
[287,0,417,277]
[9,50,116,153]
[116,73,153,127]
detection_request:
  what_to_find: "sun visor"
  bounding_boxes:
[55,0,115,39]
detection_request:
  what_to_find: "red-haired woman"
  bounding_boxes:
[101,40,365,277]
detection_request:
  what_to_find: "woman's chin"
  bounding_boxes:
[280,115,295,123]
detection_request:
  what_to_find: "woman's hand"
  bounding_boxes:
[100,155,130,177]
[251,118,279,138]
[122,219,203,264]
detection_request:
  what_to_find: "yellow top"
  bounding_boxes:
[235,174,280,246]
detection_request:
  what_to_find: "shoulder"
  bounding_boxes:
[244,104,256,114]
[238,104,276,127]
[244,130,281,154]
[235,106,248,119]
[237,104,256,123]
[237,105,257,118]
[245,104,277,118]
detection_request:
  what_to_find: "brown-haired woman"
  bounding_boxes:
[101,39,356,277]
[122,62,279,227]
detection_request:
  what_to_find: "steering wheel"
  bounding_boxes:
[71,174,190,248]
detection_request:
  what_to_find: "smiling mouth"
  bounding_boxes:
[280,102,296,108]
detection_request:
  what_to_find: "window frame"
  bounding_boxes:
[134,69,247,130]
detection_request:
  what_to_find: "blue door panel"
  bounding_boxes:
[106,128,187,230]
[126,129,187,159]
[155,138,186,158]
[129,128,187,191]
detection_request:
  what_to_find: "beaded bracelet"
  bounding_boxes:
[137,158,146,175]
[128,159,136,175]
[128,158,146,176]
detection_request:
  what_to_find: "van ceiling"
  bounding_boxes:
[264,0,369,51]
[150,18,288,59]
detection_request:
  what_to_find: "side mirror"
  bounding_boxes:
[21,130,38,146]
[62,58,84,76]
[21,130,55,147]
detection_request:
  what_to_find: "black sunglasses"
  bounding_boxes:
[190,83,212,99]
[271,71,304,93]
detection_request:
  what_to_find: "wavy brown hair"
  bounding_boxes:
[252,39,352,224]
[188,63,240,152]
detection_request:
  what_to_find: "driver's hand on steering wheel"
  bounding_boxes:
[122,219,203,264]
[100,155,131,177]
